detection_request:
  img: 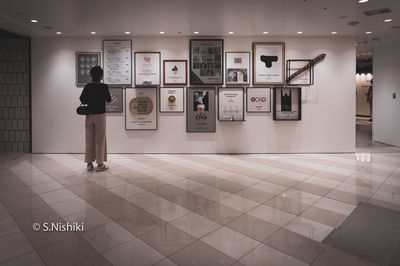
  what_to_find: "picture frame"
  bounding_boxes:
[190,39,224,85]
[135,52,161,86]
[106,87,123,113]
[186,87,216,132]
[103,40,132,85]
[273,87,301,121]
[125,87,157,130]
[163,60,187,85]
[253,42,285,85]
[246,87,271,113]
[159,87,184,113]
[218,87,245,121]
[225,52,250,85]
[286,59,314,85]
[75,52,101,86]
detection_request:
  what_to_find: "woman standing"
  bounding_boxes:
[79,66,111,171]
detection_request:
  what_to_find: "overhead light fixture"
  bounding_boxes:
[30,19,38,23]
[365,31,372,34]
[90,31,96,35]
[262,31,269,34]
[228,31,234,34]
[56,31,62,35]
[194,31,199,34]
[297,31,303,34]
[358,0,368,3]
[160,31,165,34]
[384,19,392,22]
[331,31,338,34]
[125,31,130,34]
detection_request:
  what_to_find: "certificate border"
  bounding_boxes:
[163,60,187,85]
[246,87,271,113]
[134,52,161,87]
[186,87,216,132]
[273,87,302,121]
[106,87,123,113]
[225,52,251,85]
[252,42,285,85]
[102,40,132,86]
[75,52,101,86]
[217,87,245,121]
[286,59,314,85]
[125,87,158,130]
[159,87,185,113]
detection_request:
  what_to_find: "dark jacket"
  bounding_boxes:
[79,83,111,114]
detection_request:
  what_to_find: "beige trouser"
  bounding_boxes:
[85,113,107,164]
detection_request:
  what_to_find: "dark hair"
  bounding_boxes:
[90,66,103,82]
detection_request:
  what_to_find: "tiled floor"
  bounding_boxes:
[1,152,400,265]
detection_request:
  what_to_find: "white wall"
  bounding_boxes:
[373,42,400,147]
[32,36,356,153]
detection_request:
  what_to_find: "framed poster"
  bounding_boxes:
[286,59,314,85]
[125,88,157,130]
[186,87,216,132]
[190,39,223,85]
[103,40,132,85]
[253,42,285,85]
[135,52,161,86]
[106,87,123,113]
[225,52,250,85]
[159,87,184,113]
[273,87,301,121]
[163,60,187,85]
[76,52,101,86]
[246,87,271,113]
[218,87,245,121]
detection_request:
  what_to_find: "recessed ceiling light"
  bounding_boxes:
[384,19,392,22]
[160,31,165,34]
[365,31,372,34]
[228,31,234,34]
[56,32,62,35]
[194,31,199,34]
[90,31,96,35]
[297,31,303,34]
[331,31,338,34]
[358,0,368,3]
[125,31,130,34]
[262,31,269,34]
[30,19,38,23]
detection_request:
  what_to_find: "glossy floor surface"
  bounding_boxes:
[1,152,400,266]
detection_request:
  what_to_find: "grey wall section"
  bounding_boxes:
[373,42,400,148]
[0,36,31,152]
[32,36,356,153]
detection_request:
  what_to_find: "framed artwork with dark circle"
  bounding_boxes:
[163,60,187,85]
[253,42,285,85]
[225,52,250,85]
[76,52,101,86]
[125,87,157,130]
[159,87,184,113]
[246,87,271,113]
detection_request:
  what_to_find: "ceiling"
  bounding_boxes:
[0,0,399,50]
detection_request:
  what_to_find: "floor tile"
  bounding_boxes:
[193,201,242,225]
[146,199,189,222]
[170,212,221,238]
[49,197,92,217]
[294,182,333,196]
[326,189,370,205]
[171,192,214,211]
[235,187,275,203]
[0,251,44,266]
[31,180,64,194]
[219,194,260,213]
[0,202,9,218]
[0,216,19,237]
[312,246,378,266]
[248,205,296,227]
[127,191,164,209]
[116,209,165,236]
[201,226,260,260]
[171,179,206,192]
[266,196,311,215]
[39,188,78,205]
[284,216,334,242]
[313,197,356,216]
[102,238,165,266]
[301,205,347,227]
[150,185,187,201]
[74,254,112,266]
[0,232,34,263]
[3,195,47,215]
[153,258,178,266]
[192,186,231,202]
[63,207,112,231]
[109,183,145,198]
[169,240,236,266]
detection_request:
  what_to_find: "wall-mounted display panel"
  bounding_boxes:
[163,60,187,85]
[246,87,271,113]
[103,40,132,85]
[186,87,216,132]
[135,52,161,86]
[225,52,250,85]
[125,87,157,130]
[106,87,123,113]
[159,87,184,113]
[273,87,301,121]
[286,60,314,85]
[253,42,285,85]
[218,87,244,121]
[76,52,101,86]
[190,39,223,85]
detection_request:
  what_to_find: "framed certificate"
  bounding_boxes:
[218,87,245,121]
[225,52,250,85]
[273,87,301,121]
[76,52,101,86]
[106,87,123,113]
[134,52,161,86]
[286,60,314,85]
[186,87,216,132]
[103,40,132,85]
[125,87,157,130]
[253,42,285,85]
[190,39,223,85]
[246,87,271,113]
[159,87,184,113]
[163,60,187,85]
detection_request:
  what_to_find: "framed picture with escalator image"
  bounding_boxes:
[273,87,301,121]
[253,42,285,85]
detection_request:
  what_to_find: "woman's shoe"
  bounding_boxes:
[87,163,94,171]
[95,164,109,172]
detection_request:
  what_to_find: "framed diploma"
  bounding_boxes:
[286,59,314,85]
[163,60,187,85]
[273,87,301,121]
[225,52,250,85]
[76,52,101,86]
[218,87,245,121]
[106,87,123,113]
[190,39,223,85]
[103,40,132,85]
[253,42,285,85]
[246,87,271,113]
[159,87,184,113]
[134,52,161,86]
[125,87,157,130]
[186,87,216,132]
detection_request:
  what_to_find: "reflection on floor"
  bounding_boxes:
[356,117,400,153]
[1,152,400,265]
